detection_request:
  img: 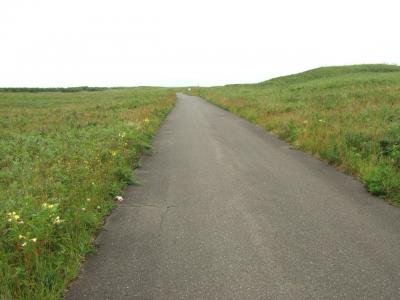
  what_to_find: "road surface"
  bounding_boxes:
[66,93,400,299]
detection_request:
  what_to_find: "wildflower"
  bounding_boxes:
[18,234,25,239]
[7,212,20,221]
[87,198,91,202]
[115,196,124,202]
[21,242,27,247]
[318,119,326,123]
[53,216,62,224]
[111,151,117,157]
[118,132,126,138]
[144,118,150,124]
[31,238,37,243]
[42,203,54,209]
[82,207,86,211]
[96,205,101,209]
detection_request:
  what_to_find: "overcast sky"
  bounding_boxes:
[1,0,399,87]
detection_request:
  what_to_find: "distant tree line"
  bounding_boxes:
[0,86,107,93]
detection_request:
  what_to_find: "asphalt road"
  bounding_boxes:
[66,93,400,299]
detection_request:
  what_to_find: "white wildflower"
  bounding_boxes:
[115,196,124,202]
[53,216,62,224]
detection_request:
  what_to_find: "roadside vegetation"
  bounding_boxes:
[191,64,400,204]
[0,88,175,299]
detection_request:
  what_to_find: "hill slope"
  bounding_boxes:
[193,64,400,204]
[261,64,400,86]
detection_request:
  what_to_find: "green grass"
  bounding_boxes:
[191,64,400,204]
[2,64,400,298]
[0,87,175,299]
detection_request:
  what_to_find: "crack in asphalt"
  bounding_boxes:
[158,205,176,237]
[125,204,177,209]
[123,203,177,237]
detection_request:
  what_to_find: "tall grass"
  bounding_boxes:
[0,88,175,299]
[192,64,400,204]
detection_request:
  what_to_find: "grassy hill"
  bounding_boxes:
[192,64,400,204]
[262,64,400,86]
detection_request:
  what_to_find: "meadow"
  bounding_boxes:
[0,88,175,299]
[192,64,400,204]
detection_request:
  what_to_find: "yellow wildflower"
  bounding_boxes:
[42,203,54,209]
[7,212,20,221]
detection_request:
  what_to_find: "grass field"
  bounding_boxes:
[0,88,175,299]
[2,64,400,298]
[191,64,400,204]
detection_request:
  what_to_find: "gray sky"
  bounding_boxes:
[1,0,399,87]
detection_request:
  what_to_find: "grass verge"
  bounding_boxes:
[0,87,175,299]
[190,64,400,204]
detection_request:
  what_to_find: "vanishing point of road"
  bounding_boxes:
[67,93,400,299]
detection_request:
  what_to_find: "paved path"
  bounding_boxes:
[67,93,400,299]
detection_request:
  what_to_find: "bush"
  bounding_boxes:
[379,124,400,169]
[364,163,400,201]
